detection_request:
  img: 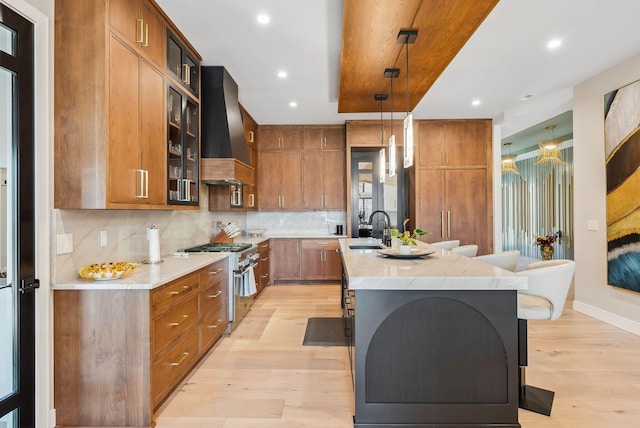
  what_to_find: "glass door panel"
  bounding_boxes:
[167,33,182,81]
[184,97,198,203]
[186,54,198,95]
[167,86,183,202]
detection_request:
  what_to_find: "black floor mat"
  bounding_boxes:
[303,317,348,346]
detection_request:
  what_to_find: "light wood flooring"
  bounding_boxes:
[155,284,640,428]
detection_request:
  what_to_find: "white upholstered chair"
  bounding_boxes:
[516,259,575,416]
[450,244,478,257]
[473,250,520,272]
[429,240,460,250]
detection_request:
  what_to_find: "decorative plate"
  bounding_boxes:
[78,261,140,280]
[377,248,435,259]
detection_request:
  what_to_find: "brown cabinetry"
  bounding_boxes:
[259,125,303,150]
[300,239,341,280]
[302,150,345,210]
[346,120,405,147]
[258,151,303,210]
[53,259,229,427]
[303,126,345,150]
[54,0,200,210]
[413,120,493,255]
[109,0,165,68]
[271,239,302,280]
[258,240,271,292]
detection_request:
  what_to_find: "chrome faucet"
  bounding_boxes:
[368,210,392,247]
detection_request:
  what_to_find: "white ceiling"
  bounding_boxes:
[156,0,640,152]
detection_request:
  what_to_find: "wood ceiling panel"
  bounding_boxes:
[339,0,499,113]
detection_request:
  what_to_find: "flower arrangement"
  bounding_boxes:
[391,219,429,246]
[534,233,558,247]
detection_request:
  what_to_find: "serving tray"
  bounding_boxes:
[377,248,435,259]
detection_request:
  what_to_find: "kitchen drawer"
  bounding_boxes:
[153,294,199,354]
[199,260,228,291]
[152,327,200,406]
[200,284,225,318]
[200,309,226,351]
[151,272,199,314]
[300,239,339,250]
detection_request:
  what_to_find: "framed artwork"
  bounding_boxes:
[604,80,640,292]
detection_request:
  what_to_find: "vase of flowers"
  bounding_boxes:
[535,233,558,261]
[391,219,429,254]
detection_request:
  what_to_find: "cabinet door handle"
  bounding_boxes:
[209,268,223,275]
[168,352,189,366]
[440,211,445,238]
[182,64,190,85]
[281,195,285,208]
[143,23,149,47]
[296,241,299,254]
[168,314,189,327]
[144,170,149,198]
[447,211,451,238]
[207,290,222,299]
[207,319,223,329]
[169,285,191,296]
[136,169,145,198]
[136,19,144,43]
[249,193,255,207]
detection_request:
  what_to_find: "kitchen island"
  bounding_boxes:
[340,239,527,428]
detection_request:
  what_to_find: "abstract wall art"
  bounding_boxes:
[604,80,640,292]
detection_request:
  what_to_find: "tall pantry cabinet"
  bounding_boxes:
[54,0,201,210]
[412,120,493,255]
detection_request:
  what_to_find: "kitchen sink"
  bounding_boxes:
[349,244,384,249]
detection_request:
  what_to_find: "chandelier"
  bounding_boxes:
[535,125,566,166]
[501,142,519,175]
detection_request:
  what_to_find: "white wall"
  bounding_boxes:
[573,52,640,334]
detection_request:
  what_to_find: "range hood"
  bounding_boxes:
[200,66,255,186]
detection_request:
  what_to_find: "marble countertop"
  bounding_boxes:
[340,238,527,291]
[51,253,229,291]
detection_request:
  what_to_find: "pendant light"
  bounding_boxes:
[398,29,418,168]
[375,93,388,183]
[501,142,520,175]
[385,68,400,177]
[535,125,566,166]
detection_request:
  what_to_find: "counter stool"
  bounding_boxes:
[429,240,460,250]
[516,259,575,416]
[473,250,520,272]
[451,244,478,257]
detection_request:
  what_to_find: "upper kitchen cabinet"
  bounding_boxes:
[109,0,165,69]
[417,120,490,167]
[259,125,303,151]
[167,29,200,97]
[54,0,201,210]
[302,150,345,210]
[258,151,303,210]
[303,126,345,150]
[346,120,405,148]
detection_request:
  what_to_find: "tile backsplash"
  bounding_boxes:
[53,191,346,283]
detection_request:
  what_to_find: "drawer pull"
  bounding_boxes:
[169,285,191,296]
[207,290,222,299]
[261,274,268,278]
[209,269,223,275]
[261,257,268,261]
[207,319,223,329]
[168,314,189,327]
[168,352,189,367]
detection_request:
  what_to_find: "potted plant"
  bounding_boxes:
[391,219,429,254]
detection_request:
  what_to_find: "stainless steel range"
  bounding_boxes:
[183,242,259,332]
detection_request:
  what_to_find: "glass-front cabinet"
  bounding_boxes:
[167,30,199,96]
[168,84,199,205]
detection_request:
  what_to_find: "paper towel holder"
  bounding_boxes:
[144,224,164,264]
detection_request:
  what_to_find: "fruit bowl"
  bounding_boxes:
[78,261,140,280]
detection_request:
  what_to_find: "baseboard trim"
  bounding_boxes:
[573,300,640,337]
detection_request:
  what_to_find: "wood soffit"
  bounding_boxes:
[338,0,499,113]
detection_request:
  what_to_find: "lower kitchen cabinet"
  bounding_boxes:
[271,239,301,280]
[53,259,228,427]
[258,239,271,291]
[271,238,340,282]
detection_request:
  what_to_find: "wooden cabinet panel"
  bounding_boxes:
[300,239,341,280]
[302,151,324,209]
[417,120,490,167]
[152,327,199,405]
[259,126,302,150]
[445,169,490,252]
[417,169,446,242]
[109,0,164,69]
[323,126,346,150]
[323,150,346,209]
[303,126,345,150]
[271,239,301,280]
[258,151,282,210]
[301,248,324,279]
[281,151,303,209]
[151,272,199,313]
[152,294,199,354]
[347,120,404,147]
[258,240,271,291]
[259,151,302,210]
[302,150,345,210]
[324,246,342,280]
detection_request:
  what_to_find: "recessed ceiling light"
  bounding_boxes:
[547,38,562,49]
[471,99,481,107]
[289,101,298,108]
[257,14,270,24]
[277,70,287,79]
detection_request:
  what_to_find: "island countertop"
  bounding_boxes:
[340,238,527,291]
[51,253,229,291]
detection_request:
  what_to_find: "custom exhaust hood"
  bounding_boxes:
[200,66,255,186]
